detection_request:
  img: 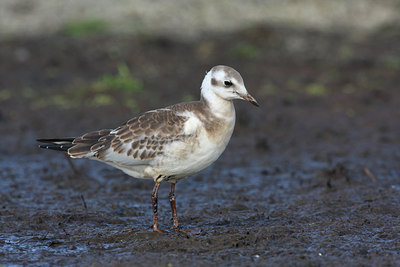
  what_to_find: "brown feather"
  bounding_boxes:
[67,98,222,161]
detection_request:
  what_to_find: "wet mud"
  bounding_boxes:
[1,25,400,265]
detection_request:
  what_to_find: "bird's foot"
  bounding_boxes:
[153,227,166,233]
[173,227,202,235]
[151,224,167,233]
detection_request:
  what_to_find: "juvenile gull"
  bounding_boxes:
[37,65,259,233]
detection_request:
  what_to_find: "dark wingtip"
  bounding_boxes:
[38,143,73,151]
[37,138,75,143]
[37,138,75,151]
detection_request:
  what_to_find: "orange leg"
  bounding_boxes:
[151,182,165,233]
[169,183,179,229]
[169,183,201,234]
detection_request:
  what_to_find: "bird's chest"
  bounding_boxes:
[145,108,236,181]
[160,119,235,176]
[188,114,235,156]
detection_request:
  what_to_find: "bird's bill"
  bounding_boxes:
[237,92,260,107]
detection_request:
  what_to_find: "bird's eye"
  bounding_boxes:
[224,81,233,87]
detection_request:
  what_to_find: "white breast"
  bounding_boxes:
[145,112,235,181]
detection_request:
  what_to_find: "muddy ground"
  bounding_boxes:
[0,24,400,266]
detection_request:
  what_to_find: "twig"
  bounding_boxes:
[40,231,49,240]
[62,228,70,237]
[363,168,377,183]
[80,194,88,214]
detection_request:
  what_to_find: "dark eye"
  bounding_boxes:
[224,81,233,87]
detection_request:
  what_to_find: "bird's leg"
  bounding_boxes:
[169,183,179,230]
[169,183,202,235]
[151,181,164,233]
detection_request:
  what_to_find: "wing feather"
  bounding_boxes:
[68,108,195,166]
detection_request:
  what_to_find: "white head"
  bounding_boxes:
[201,65,259,107]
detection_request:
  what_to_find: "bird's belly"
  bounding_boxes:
[153,132,231,180]
[101,138,227,181]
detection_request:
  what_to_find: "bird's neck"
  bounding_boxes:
[200,87,235,120]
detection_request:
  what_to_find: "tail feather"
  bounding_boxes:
[37,129,112,157]
[37,138,76,152]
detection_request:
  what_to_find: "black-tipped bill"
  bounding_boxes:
[238,92,259,107]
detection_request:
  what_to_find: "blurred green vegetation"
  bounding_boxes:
[305,83,329,96]
[93,63,142,93]
[259,84,278,96]
[283,92,296,105]
[230,42,260,59]
[346,108,356,117]
[385,58,400,71]
[0,89,12,100]
[181,93,197,102]
[258,80,332,106]
[63,19,107,37]
[21,63,143,111]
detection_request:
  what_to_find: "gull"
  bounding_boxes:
[37,65,259,233]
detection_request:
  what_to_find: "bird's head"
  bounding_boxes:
[201,65,259,107]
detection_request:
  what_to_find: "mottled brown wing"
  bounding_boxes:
[69,108,191,162]
[110,109,190,161]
